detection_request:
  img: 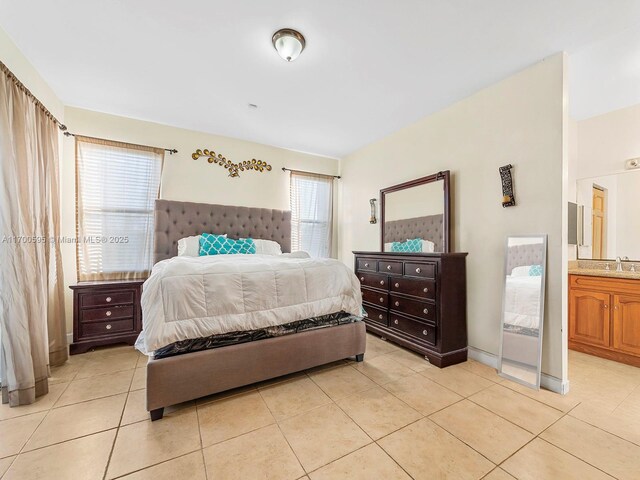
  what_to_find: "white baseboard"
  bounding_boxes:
[467,346,570,395]
[66,333,73,346]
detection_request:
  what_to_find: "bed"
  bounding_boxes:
[141,200,366,420]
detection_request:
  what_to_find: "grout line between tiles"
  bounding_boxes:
[107,449,202,480]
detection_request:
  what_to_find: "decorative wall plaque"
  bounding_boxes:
[499,164,516,207]
[192,149,272,178]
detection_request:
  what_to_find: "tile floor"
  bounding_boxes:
[1,334,640,479]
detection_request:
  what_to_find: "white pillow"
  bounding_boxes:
[177,234,226,257]
[252,239,282,255]
[420,239,435,253]
[511,265,531,277]
[384,242,393,252]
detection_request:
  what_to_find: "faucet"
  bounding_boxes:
[616,257,623,272]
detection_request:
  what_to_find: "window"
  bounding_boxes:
[76,137,164,281]
[290,172,334,258]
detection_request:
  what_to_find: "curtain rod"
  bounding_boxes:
[63,131,178,155]
[281,167,341,179]
[0,60,68,132]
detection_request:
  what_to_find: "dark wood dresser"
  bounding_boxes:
[353,251,468,367]
[69,280,144,354]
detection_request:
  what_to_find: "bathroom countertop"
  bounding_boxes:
[568,268,640,280]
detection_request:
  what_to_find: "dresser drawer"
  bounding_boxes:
[362,288,388,308]
[389,295,435,322]
[357,258,377,272]
[362,304,388,326]
[80,290,135,308]
[404,262,436,279]
[390,277,436,301]
[358,272,388,290]
[80,305,134,323]
[81,318,135,338]
[389,314,436,346]
[378,260,403,275]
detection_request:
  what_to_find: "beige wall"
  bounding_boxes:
[338,54,567,380]
[60,107,339,332]
[577,103,640,179]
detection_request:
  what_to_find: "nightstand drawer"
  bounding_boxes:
[81,305,134,323]
[80,291,134,308]
[81,318,135,337]
[362,288,388,308]
[358,272,388,290]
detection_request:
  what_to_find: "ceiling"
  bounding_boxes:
[2,0,640,158]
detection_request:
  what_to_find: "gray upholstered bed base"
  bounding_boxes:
[147,322,366,420]
[147,200,365,420]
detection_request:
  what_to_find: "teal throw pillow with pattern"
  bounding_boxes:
[529,264,543,276]
[390,238,423,253]
[199,233,256,256]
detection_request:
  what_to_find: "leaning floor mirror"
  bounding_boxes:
[498,235,547,389]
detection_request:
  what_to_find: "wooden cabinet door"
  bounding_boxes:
[569,290,611,347]
[612,295,640,356]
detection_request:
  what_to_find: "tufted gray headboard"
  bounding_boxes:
[384,214,444,252]
[506,244,545,275]
[154,200,291,263]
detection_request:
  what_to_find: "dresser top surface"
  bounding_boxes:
[353,251,468,258]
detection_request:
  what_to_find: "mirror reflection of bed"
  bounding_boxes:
[499,236,547,388]
[382,172,448,253]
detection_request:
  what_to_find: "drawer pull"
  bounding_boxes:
[415,267,421,274]
[379,297,384,303]
[387,265,392,270]
[395,301,400,307]
[106,297,112,303]
[395,282,400,288]
[394,319,399,325]
[380,280,385,285]
[423,287,429,293]
[378,314,383,320]
[364,262,369,268]
[106,324,112,330]
[105,311,112,317]
[360,277,364,281]
[423,329,428,336]
[423,308,429,314]
[604,304,609,309]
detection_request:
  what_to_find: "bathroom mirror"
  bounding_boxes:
[498,235,547,389]
[381,171,450,253]
[575,169,640,261]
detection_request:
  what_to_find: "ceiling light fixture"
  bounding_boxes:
[272,28,306,62]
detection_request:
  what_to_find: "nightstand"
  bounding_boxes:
[69,280,144,355]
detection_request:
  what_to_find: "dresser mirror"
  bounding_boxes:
[499,235,547,389]
[575,168,640,262]
[381,171,450,253]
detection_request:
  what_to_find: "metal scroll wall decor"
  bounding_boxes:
[192,149,272,178]
[499,164,516,207]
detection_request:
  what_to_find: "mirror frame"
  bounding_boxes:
[498,234,547,390]
[380,170,451,253]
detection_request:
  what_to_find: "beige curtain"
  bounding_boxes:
[75,136,164,281]
[0,62,68,406]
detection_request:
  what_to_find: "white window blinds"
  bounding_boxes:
[76,137,164,281]
[290,172,334,258]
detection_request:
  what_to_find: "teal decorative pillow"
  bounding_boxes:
[529,264,543,276]
[199,233,256,256]
[391,238,422,253]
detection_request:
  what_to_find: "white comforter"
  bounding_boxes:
[503,275,542,329]
[135,253,363,354]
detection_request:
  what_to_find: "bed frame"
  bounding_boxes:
[146,200,366,420]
